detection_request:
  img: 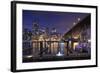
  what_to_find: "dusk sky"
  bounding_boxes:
[23,10,90,35]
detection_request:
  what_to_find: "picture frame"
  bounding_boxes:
[11,1,98,72]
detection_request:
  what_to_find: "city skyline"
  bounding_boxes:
[23,10,90,35]
[22,10,91,62]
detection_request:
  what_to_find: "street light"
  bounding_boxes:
[88,39,91,42]
[56,51,64,56]
[25,55,33,58]
[78,18,81,21]
[73,22,76,25]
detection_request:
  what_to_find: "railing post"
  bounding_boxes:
[67,41,69,55]
[40,41,43,57]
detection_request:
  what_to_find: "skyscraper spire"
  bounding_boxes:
[32,18,39,35]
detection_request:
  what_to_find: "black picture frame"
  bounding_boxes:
[11,1,98,72]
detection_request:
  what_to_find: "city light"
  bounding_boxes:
[73,42,79,50]
[78,18,81,21]
[73,22,76,25]
[73,36,79,39]
[25,55,33,58]
[39,35,44,41]
[88,39,91,42]
[56,52,64,56]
